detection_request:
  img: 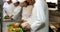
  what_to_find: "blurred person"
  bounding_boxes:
[11,0,22,21]
[18,1,34,32]
[18,0,33,21]
[21,0,49,32]
[3,0,15,20]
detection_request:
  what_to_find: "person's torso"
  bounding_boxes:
[3,2,15,16]
[22,5,33,19]
[13,5,21,21]
[29,0,49,32]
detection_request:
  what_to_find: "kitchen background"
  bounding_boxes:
[0,0,60,32]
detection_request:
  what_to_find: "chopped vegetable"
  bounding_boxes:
[7,23,27,32]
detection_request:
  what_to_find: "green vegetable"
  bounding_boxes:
[12,28,16,31]
[21,28,27,32]
[15,28,23,32]
[7,24,27,32]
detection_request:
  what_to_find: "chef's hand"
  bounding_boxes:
[19,19,27,24]
[5,15,10,18]
[8,15,14,20]
[9,15,13,18]
[24,24,31,30]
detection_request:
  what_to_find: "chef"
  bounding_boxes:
[18,0,33,21]
[3,0,14,20]
[21,0,49,32]
[12,0,21,21]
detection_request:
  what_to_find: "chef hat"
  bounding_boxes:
[18,0,26,3]
[6,0,10,1]
[12,0,18,3]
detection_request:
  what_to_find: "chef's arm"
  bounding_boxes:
[12,7,21,19]
[3,9,7,18]
[30,17,46,31]
[30,11,46,31]
[3,8,9,17]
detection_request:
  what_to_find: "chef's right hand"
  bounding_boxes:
[5,15,13,19]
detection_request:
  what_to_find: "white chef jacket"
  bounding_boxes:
[12,5,21,21]
[22,5,33,20]
[3,2,14,19]
[21,0,49,32]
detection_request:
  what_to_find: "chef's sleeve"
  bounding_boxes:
[12,7,21,19]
